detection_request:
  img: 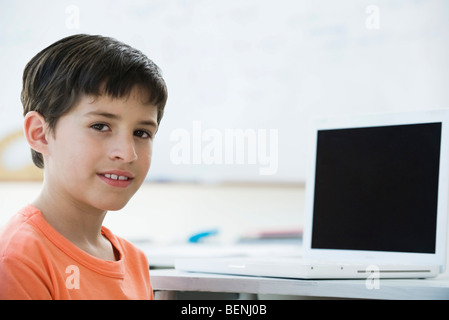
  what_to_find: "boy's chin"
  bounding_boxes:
[89,187,139,212]
[96,199,132,212]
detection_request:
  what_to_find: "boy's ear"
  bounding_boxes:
[23,111,49,155]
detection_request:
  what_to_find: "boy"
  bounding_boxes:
[0,34,168,299]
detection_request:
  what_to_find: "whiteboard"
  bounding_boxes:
[0,0,448,183]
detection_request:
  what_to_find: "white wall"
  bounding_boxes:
[1,0,448,183]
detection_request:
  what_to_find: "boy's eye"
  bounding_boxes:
[91,123,110,131]
[134,130,151,139]
[90,123,151,139]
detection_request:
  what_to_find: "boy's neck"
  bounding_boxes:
[32,187,117,261]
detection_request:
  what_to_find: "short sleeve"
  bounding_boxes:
[0,256,52,300]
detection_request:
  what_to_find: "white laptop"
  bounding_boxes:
[175,109,449,279]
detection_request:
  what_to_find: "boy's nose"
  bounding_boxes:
[108,135,138,162]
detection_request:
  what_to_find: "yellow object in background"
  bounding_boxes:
[0,130,43,181]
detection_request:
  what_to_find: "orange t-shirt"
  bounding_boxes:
[0,205,153,300]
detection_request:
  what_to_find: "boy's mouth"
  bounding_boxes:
[97,170,134,187]
[103,173,130,181]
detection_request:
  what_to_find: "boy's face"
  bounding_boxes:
[44,87,158,212]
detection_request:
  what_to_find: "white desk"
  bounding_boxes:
[150,269,449,300]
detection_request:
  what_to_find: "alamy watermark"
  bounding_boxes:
[365,5,380,30]
[65,265,80,290]
[65,4,81,30]
[365,265,380,290]
[170,121,278,175]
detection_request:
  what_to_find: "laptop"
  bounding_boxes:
[175,109,449,279]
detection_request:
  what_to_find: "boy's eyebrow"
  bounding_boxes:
[84,111,158,127]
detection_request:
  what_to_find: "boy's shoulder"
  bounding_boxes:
[0,205,46,260]
[0,206,42,257]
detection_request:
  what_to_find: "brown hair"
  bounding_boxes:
[21,34,168,168]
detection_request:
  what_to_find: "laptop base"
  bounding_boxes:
[175,257,440,279]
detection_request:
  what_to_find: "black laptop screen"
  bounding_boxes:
[311,122,441,254]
